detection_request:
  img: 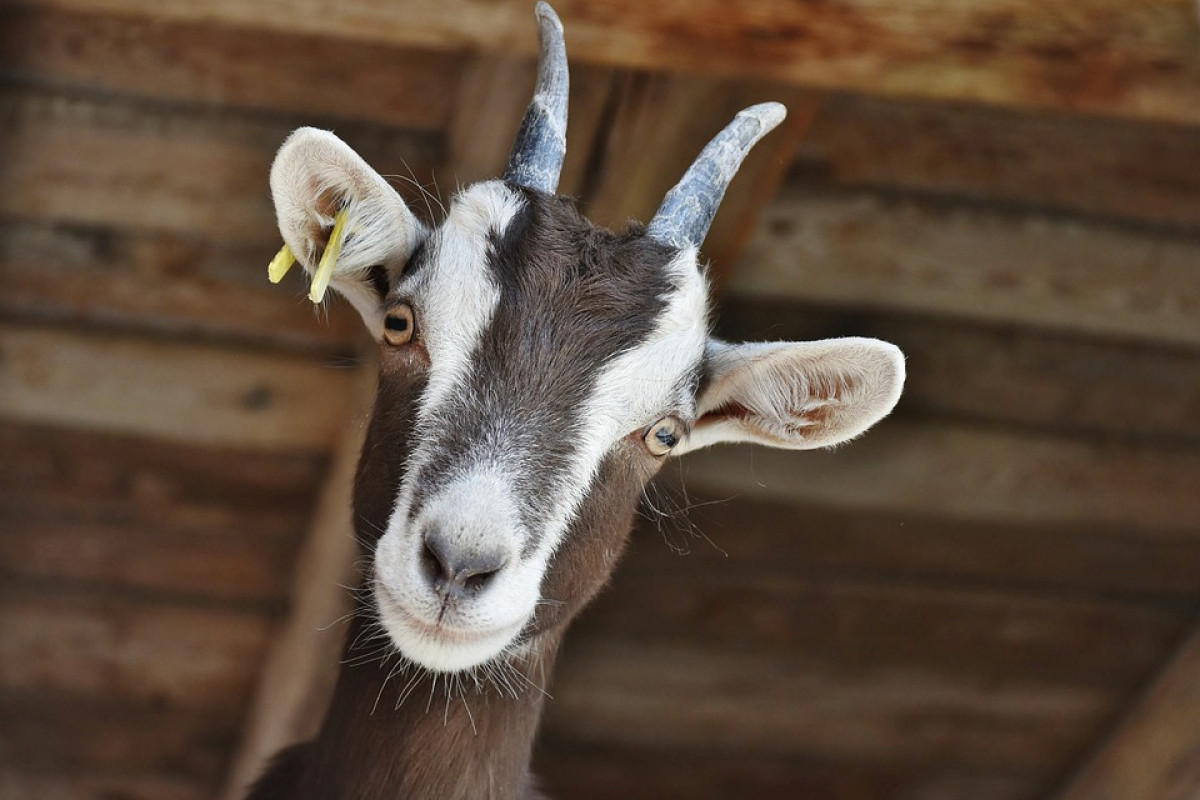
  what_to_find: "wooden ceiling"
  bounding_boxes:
[2,2,1199,799]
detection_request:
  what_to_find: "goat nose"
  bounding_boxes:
[419,528,506,601]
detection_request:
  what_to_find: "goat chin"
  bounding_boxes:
[374,584,528,673]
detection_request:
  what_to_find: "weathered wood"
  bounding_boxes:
[222,372,374,800]
[0,86,439,240]
[579,554,1189,687]
[19,0,1200,123]
[1053,622,1200,800]
[535,744,1043,800]
[735,188,1200,346]
[0,422,326,531]
[0,691,233,778]
[582,74,812,276]
[676,420,1200,532]
[0,512,294,603]
[0,589,271,713]
[630,494,1200,602]
[798,92,1200,231]
[0,220,360,354]
[446,53,537,187]
[0,772,212,800]
[0,324,356,449]
[716,297,1200,445]
[545,640,1112,769]
[0,4,460,130]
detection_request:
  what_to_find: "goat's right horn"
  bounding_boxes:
[647,102,787,250]
[503,2,569,194]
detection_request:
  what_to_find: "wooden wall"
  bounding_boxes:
[2,2,1199,799]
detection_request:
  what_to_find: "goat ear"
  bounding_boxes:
[673,337,905,455]
[269,127,426,338]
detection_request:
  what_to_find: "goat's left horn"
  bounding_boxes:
[503,2,569,194]
[647,102,787,250]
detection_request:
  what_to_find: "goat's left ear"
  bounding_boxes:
[673,337,905,455]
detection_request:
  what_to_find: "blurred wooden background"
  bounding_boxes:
[2,1,1200,799]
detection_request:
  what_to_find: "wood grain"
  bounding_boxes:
[18,0,1200,123]
[545,639,1113,770]
[0,86,439,240]
[736,188,1200,346]
[0,220,361,354]
[0,4,461,130]
[0,589,271,713]
[676,420,1200,532]
[798,93,1200,231]
[0,324,356,449]
[1053,623,1200,800]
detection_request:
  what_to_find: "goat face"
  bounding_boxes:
[267,4,904,674]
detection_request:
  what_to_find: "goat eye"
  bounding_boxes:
[383,304,416,347]
[643,417,682,456]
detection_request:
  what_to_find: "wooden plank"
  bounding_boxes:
[19,0,1200,124]
[0,512,294,603]
[0,422,327,532]
[0,324,356,449]
[797,92,1200,231]
[0,220,360,354]
[675,420,1200,532]
[544,640,1113,770]
[578,557,1189,687]
[735,187,1200,347]
[0,86,439,240]
[0,589,271,714]
[0,692,233,778]
[0,4,460,130]
[630,495,1200,602]
[535,744,1043,800]
[221,373,374,800]
[716,297,1200,445]
[0,772,211,800]
[582,74,812,277]
[1053,622,1200,800]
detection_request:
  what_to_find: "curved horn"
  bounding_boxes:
[647,102,787,250]
[503,2,569,193]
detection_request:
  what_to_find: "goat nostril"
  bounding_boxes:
[461,567,499,595]
[420,537,449,588]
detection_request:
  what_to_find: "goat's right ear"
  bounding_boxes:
[269,128,426,338]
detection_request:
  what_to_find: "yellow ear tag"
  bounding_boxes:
[267,243,296,284]
[309,209,350,304]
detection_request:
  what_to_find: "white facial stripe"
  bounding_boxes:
[532,247,709,562]
[388,182,525,517]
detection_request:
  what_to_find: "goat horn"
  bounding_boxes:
[503,2,569,193]
[647,102,787,250]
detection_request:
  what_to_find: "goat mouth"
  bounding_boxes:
[373,582,524,671]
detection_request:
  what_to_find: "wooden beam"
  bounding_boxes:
[545,639,1112,770]
[584,552,1187,687]
[0,86,438,241]
[582,74,813,279]
[0,588,271,714]
[629,492,1200,603]
[1053,622,1200,800]
[716,297,1200,445]
[221,371,374,800]
[798,93,1200,231]
[0,324,356,449]
[734,187,1200,347]
[0,4,461,130]
[676,420,1200,533]
[0,422,327,532]
[0,220,360,354]
[18,0,1200,124]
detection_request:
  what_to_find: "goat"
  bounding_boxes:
[248,4,904,798]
